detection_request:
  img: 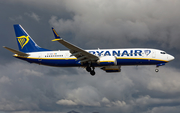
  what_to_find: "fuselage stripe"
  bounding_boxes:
[14,55,168,62]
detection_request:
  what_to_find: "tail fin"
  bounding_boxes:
[14,24,50,52]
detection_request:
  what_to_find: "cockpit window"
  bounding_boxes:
[160,52,166,54]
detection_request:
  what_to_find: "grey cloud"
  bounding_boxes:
[56,99,77,106]
[9,16,23,21]
[145,106,180,113]
[49,0,180,50]
[25,12,40,22]
[0,62,180,113]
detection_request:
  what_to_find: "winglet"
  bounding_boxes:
[51,28,61,41]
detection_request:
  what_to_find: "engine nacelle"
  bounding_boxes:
[101,66,121,72]
[97,56,117,66]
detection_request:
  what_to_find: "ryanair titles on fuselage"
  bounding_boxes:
[88,50,151,57]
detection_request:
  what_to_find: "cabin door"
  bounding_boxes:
[152,51,156,58]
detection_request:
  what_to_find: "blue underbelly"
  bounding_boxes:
[16,57,167,67]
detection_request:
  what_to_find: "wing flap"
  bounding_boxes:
[3,46,29,56]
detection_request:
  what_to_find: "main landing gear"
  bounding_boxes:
[86,66,95,76]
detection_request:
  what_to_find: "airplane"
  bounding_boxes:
[3,24,175,76]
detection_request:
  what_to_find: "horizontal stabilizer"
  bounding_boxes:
[3,46,29,56]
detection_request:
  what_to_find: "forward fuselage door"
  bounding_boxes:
[152,50,156,58]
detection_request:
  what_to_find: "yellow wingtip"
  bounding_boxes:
[52,39,61,41]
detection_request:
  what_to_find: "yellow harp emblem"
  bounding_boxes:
[17,36,29,49]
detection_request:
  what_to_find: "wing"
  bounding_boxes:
[51,28,99,64]
[3,46,29,56]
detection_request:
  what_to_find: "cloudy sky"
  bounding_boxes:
[1,0,180,113]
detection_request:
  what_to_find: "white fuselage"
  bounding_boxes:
[15,48,174,67]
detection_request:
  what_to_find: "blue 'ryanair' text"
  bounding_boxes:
[88,50,143,57]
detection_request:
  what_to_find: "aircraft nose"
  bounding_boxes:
[168,54,175,61]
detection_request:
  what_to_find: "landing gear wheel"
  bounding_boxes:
[86,67,91,72]
[90,71,95,76]
[155,69,159,72]
[86,64,96,76]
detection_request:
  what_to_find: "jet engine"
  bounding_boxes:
[97,56,117,66]
[101,66,121,72]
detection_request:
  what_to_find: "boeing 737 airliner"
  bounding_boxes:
[3,24,174,76]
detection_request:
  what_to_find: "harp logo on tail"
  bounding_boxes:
[17,36,29,49]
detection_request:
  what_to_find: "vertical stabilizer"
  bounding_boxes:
[14,24,50,52]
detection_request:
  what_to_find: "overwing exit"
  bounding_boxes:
[3,24,174,76]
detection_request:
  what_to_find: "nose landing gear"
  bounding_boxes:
[155,68,159,72]
[155,63,166,72]
[155,64,160,72]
